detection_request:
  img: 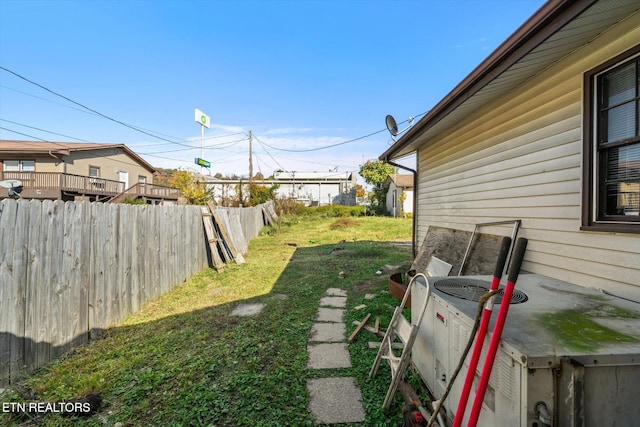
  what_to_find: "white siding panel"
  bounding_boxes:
[427,147,581,194]
[525,251,638,289]
[533,240,639,271]
[415,17,640,295]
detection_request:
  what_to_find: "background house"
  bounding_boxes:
[272,171,357,206]
[204,171,357,206]
[0,141,180,204]
[385,174,413,217]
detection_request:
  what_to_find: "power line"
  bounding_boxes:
[138,152,200,164]
[1,65,428,171]
[0,125,176,169]
[0,66,192,146]
[131,131,247,148]
[0,126,49,141]
[253,129,386,153]
[250,111,427,153]
[1,79,247,150]
[0,119,93,142]
[254,138,291,174]
[137,136,248,155]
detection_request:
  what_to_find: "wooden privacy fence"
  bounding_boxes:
[0,199,273,384]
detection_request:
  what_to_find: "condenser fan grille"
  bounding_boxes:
[433,278,528,304]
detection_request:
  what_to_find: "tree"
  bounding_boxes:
[154,167,178,186]
[248,182,279,206]
[169,170,212,205]
[359,160,395,211]
[398,189,407,217]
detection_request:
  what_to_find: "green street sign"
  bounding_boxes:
[195,157,211,168]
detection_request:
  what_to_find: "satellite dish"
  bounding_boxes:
[0,179,24,199]
[385,115,399,136]
[385,115,415,141]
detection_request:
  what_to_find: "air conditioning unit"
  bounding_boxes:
[411,274,640,426]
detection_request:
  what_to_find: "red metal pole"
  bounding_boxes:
[467,238,528,427]
[452,237,511,427]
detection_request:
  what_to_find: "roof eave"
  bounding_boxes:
[379,0,597,162]
[0,140,158,174]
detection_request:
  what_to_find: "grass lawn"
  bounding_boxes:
[2,215,422,426]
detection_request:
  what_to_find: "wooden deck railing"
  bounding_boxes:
[0,171,125,195]
[0,172,180,201]
[108,182,181,203]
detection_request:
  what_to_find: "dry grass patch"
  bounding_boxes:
[329,217,359,229]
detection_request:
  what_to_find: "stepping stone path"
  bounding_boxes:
[307,288,366,424]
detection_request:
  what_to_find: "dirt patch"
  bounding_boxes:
[353,276,386,294]
[329,218,359,229]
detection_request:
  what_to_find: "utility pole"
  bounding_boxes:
[249,130,253,182]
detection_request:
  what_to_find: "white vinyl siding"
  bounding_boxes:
[415,15,640,298]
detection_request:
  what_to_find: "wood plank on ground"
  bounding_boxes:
[348,313,371,342]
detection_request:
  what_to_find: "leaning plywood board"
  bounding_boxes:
[265,200,278,220]
[205,203,235,263]
[208,206,233,264]
[208,202,245,264]
[262,205,275,227]
[223,211,247,263]
[201,206,225,272]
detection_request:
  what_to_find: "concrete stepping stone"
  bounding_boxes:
[309,322,346,342]
[319,296,346,308]
[316,307,344,323]
[307,343,351,369]
[307,288,368,424]
[230,303,265,317]
[325,288,347,297]
[307,377,366,424]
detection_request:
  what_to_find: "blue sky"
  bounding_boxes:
[0,0,544,179]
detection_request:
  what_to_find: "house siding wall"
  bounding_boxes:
[0,155,62,173]
[386,184,414,216]
[416,14,640,298]
[64,148,153,185]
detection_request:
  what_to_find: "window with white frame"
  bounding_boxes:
[3,160,35,172]
[583,46,640,233]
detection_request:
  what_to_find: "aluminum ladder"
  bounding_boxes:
[369,272,431,409]
[370,256,452,409]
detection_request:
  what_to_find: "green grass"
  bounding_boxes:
[1,216,419,426]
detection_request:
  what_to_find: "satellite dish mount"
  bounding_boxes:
[385,114,415,142]
[0,179,24,199]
